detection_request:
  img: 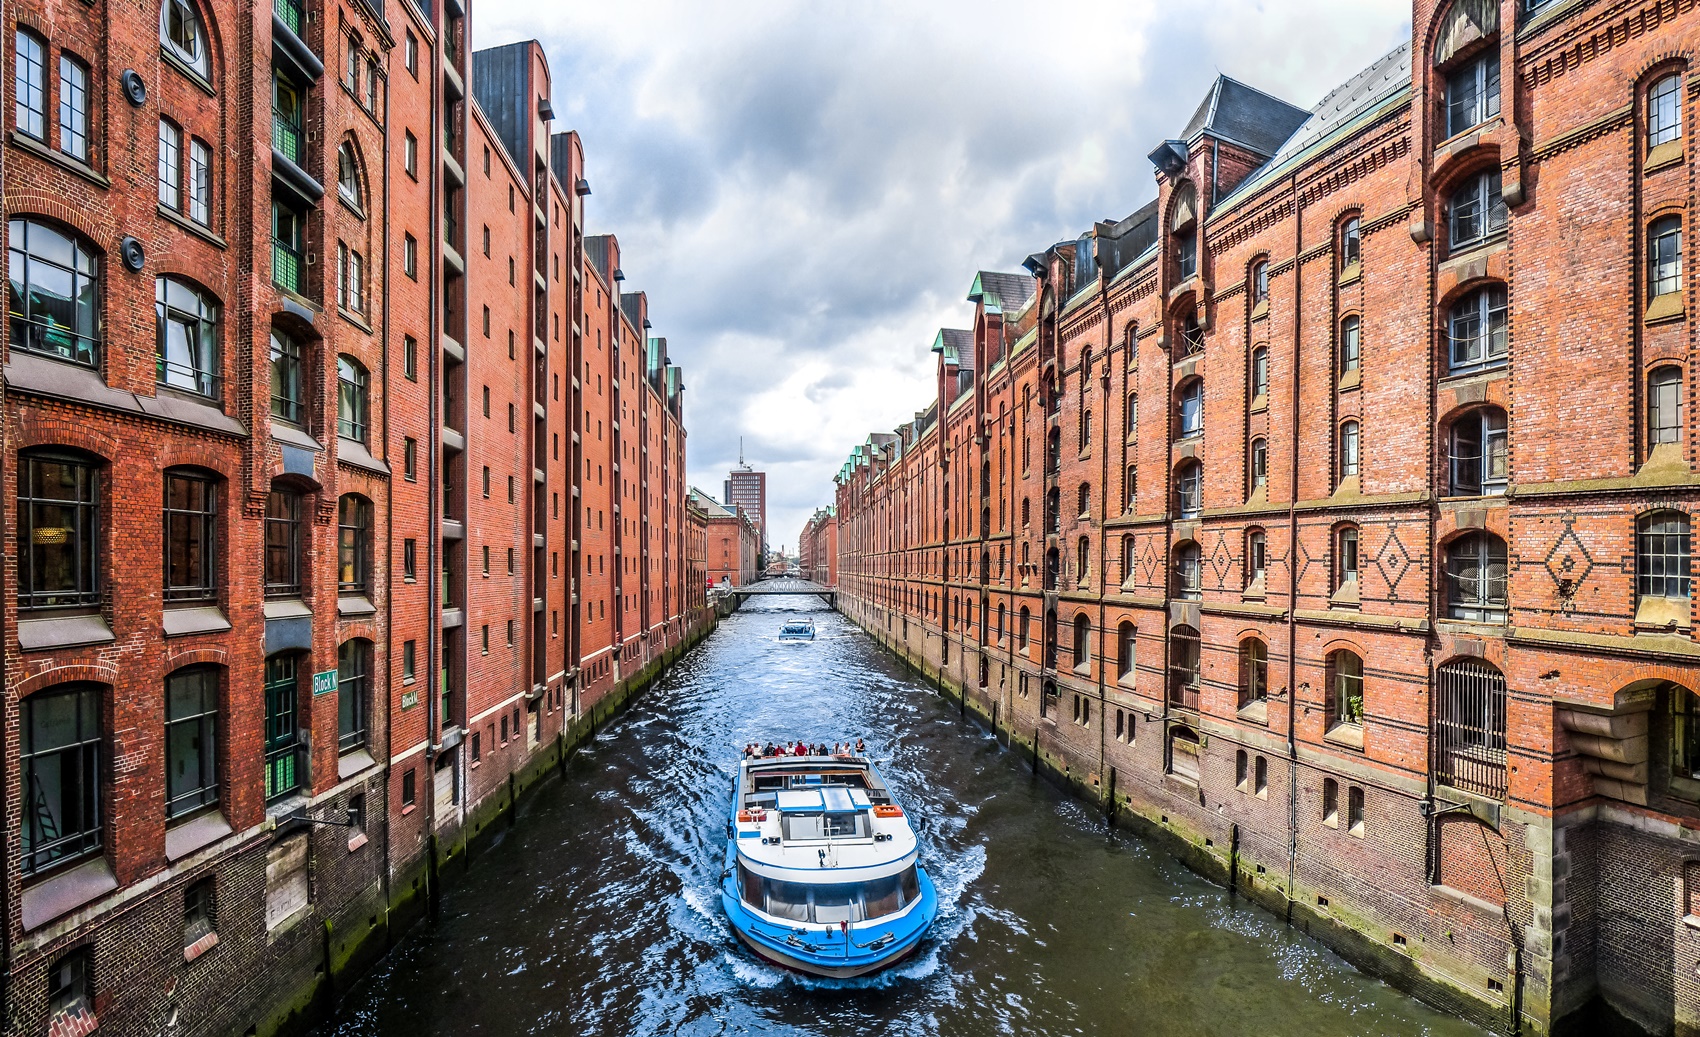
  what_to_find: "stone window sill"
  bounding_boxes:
[1237,699,1269,725]
[338,749,377,781]
[1646,140,1684,174]
[1647,293,1685,325]
[166,811,233,861]
[339,595,377,618]
[22,855,117,930]
[1337,262,1361,287]
[8,130,110,188]
[1324,724,1365,751]
[1251,300,1268,321]
[18,613,115,653]
[1338,368,1361,392]
[264,597,312,620]
[1249,394,1268,414]
[164,605,232,637]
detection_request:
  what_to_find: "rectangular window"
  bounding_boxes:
[1445,53,1500,138]
[15,32,45,138]
[165,666,219,819]
[404,30,418,76]
[404,438,417,480]
[481,544,490,573]
[264,490,301,597]
[159,118,183,210]
[404,130,417,177]
[336,242,349,310]
[348,250,365,313]
[507,619,515,644]
[1651,219,1684,298]
[507,547,515,574]
[481,465,490,497]
[403,538,416,580]
[403,335,418,380]
[404,233,417,278]
[19,452,100,610]
[164,470,217,602]
[337,640,368,754]
[189,139,212,224]
[58,55,88,160]
[403,639,416,681]
[402,768,416,806]
[1649,74,1681,149]
[481,624,489,654]
[22,683,102,874]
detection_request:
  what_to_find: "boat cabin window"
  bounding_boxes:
[782,810,868,840]
[738,864,921,923]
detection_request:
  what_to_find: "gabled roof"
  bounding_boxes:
[1217,41,1412,213]
[967,271,1035,315]
[931,328,974,370]
[1181,75,1311,158]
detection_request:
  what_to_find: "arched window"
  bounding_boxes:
[1250,345,1269,401]
[1638,511,1691,602]
[1072,613,1091,672]
[1448,285,1508,372]
[1125,392,1138,436]
[1176,460,1202,518]
[1435,659,1508,799]
[1249,438,1268,493]
[1251,259,1269,305]
[1173,541,1201,600]
[1246,529,1267,586]
[161,0,212,79]
[1339,215,1361,270]
[1338,420,1360,481]
[1169,626,1201,710]
[19,449,102,612]
[1178,379,1204,437]
[1446,532,1509,621]
[1018,606,1031,651]
[1339,316,1361,375]
[337,639,371,754]
[1649,73,1682,149]
[1077,482,1091,516]
[1327,650,1364,729]
[337,494,371,595]
[1651,365,1684,446]
[1117,622,1136,681]
[1449,169,1507,251]
[337,142,363,210]
[165,665,219,819]
[22,682,104,874]
[8,218,101,366]
[1443,47,1499,137]
[1650,216,1683,299]
[156,277,220,398]
[1047,427,1062,473]
[1448,406,1508,495]
[1335,525,1359,590]
[1121,534,1135,584]
[996,603,1005,643]
[1124,464,1137,511]
[1076,536,1090,586]
[337,355,369,443]
[164,467,218,602]
[1238,638,1267,708]
[1671,686,1700,781]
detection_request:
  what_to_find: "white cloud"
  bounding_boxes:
[470,0,1409,550]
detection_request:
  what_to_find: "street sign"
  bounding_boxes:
[312,669,337,696]
[401,689,420,710]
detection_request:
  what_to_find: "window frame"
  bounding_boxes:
[1329,650,1365,730]
[19,450,101,611]
[336,639,369,755]
[1444,50,1501,139]
[160,0,212,79]
[9,218,102,368]
[336,355,369,443]
[263,488,302,598]
[1238,637,1268,709]
[1648,73,1682,150]
[1338,420,1360,481]
[263,654,301,800]
[164,665,219,820]
[14,30,46,139]
[22,682,103,875]
[1339,216,1361,270]
[1173,541,1202,601]
[1447,285,1509,373]
[156,276,221,399]
[1448,406,1509,496]
[1175,460,1202,518]
[1650,216,1683,299]
[1448,168,1508,252]
[1445,531,1510,622]
[1650,365,1684,447]
[164,468,218,603]
[1637,511,1691,602]
[57,53,89,161]
[337,494,371,596]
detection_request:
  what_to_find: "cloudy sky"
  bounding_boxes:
[472,1,1412,553]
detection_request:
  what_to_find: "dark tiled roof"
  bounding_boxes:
[968,271,1035,311]
[932,328,974,370]
[620,292,644,328]
[1218,41,1413,211]
[1181,75,1312,158]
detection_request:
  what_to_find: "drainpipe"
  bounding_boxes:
[423,9,444,838]
[1097,273,1112,808]
[1284,171,1302,917]
[378,63,394,923]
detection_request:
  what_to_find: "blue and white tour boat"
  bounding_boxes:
[722,751,937,978]
[777,619,816,641]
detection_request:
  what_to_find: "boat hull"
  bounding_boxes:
[721,844,938,979]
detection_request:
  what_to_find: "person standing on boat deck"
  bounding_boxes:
[855,737,866,754]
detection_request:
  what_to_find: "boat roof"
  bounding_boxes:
[775,787,870,813]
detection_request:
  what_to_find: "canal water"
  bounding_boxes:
[321,594,1485,1037]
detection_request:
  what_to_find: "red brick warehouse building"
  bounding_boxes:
[0,0,711,1029]
[799,505,838,586]
[834,1,1698,1033]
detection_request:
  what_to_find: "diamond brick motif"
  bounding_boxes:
[1542,517,1594,592]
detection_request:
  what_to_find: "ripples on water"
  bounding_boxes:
[320,597,1485,1037]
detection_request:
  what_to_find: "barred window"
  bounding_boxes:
[1169,626,1201,711]
[1638,511,1691,600]
[1651,366,1684,446]
[1446,531,1509,621]
[1176,460,1202,518]
[1650,217,1683,299]
[1444,51,1500,137]
[1173,541,1201,600]
[1649,74,1682,149]
[1448,406,1508,496]
[1435,660,1507,799]
[1448,285,1508,372]
[1448,169,1507,251]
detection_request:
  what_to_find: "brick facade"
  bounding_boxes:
[0,0,711,1031]
[798,506,837,587]
[832,2,1699,1033]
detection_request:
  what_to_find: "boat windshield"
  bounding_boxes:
[738,863,921,923]
[781,810,867,840]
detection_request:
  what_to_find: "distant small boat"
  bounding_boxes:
[778,620,816,641]
[722,752,937,978]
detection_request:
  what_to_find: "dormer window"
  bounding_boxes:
[1445,51,1500,138]
[1448,169,1508,251]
